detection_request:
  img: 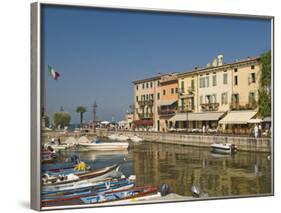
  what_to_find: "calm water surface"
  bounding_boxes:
[52,141,272,197]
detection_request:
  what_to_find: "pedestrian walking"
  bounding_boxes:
[254,124,259,138]
[258,124,262,137]
[202,125,206,135]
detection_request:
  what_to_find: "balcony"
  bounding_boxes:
[230,101,257,110]
[178,87,195,98]
[137,99,154,106]
[201,103,219,111]
[138,113,154,119]
[178,105,194,113]
[158,108,177,116]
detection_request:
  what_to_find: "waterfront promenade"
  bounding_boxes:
[43,129,271,152]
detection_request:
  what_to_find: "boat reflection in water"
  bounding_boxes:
[60,141,271,198]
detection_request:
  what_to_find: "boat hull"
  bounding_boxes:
[210,143,237,154]
[43,164,120,187]
[79,142,129,151]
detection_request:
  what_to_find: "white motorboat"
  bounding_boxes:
[79,140,129,151]
[210,143,237,154]
[116,134,129,141]
[108,134,118,140]
[44,143,72,151]
[130,135,143,143]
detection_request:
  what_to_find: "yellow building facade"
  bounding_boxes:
[158,73,179,132]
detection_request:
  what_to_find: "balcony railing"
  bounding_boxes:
[138,113,154,119]
[230,101,257,110]
[200,103,219,111]
[178,105,194,112]
[178,87,195,97]
[158,108,177,116]
[137,99,154,106]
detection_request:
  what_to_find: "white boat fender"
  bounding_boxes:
[128,175,136,181]
[191,185,201,198]
[160,183,170,196]
[191,185,209,198]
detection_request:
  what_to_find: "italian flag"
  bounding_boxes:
[48,65,60,80]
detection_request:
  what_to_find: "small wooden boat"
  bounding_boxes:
[42,175,124,194]
[42,179,135,204]
[42,178,128,196]
[42,156,55,164]
[79,141,129,151]
[43,164,120,186]
[43,163,77,173]
[210,143,237,154]
[81,185,158,204]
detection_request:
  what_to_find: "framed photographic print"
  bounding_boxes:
[31,1,274,211]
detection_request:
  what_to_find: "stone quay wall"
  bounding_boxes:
[43,129,272,152]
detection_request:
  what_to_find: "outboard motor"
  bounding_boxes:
[160,183,170,196]
[191,185,201,198]
[71,154,80,164]
[231,144,237,153]
[47,146,54,152]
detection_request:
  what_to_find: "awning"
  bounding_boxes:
[170,112,225,121]
[262,116,271,122]
[248,118,262,124]
[219,111,257,125]
[169,113,188,121]
[158,100,177,106]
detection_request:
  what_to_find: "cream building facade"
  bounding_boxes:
[133,76,161,131]
[133,55,261,132]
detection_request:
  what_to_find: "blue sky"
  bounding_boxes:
[42,5,271,124]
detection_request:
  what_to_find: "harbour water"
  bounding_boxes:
[50,141,272,198]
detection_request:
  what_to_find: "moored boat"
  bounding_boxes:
[130,135,143,143]
[80,185,158,204]
[79,140,129,151]
[42,179,135,204]
[42,174,125,194]
[116,134,129,141]
[43,164,120,186]
[108,134,118,140]
[210,143,237,154]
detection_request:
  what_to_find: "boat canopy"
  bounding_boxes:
[170,112,225,121]
[219,110,257,125]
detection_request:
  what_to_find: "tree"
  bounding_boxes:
[258,51,271,117]
[43,114,50,128]
[76,106,87,128]
[53,112,71,129]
